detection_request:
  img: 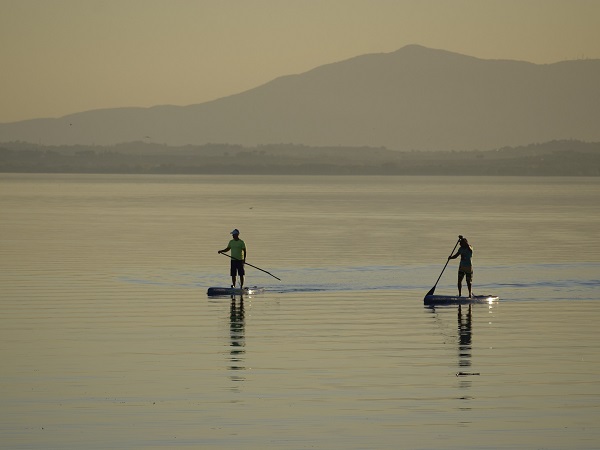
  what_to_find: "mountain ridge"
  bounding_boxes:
[2,45,599,150]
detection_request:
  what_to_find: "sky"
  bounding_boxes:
[1,0,599,124]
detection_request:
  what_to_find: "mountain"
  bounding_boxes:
[2,45,599,150]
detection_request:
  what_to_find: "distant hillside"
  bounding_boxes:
[1,45,599,150]
[1,140,598,176]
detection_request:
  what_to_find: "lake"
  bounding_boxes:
[1,174,599,449]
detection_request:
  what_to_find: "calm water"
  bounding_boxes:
[1,174,599,449]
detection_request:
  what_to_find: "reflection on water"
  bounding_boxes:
[228,296,246,385]
[427,304,480,405]
[458,304,472,368]
[457,304,474,394]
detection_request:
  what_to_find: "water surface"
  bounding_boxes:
[1,174,599,449]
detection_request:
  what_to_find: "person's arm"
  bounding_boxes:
[242,247,247,262]
[448,251,459,260]
[218,245,231,254]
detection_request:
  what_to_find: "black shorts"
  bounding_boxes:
[458,268,473,283]
[230,260,245,276]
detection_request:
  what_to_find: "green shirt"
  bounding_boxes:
[228,238,246,260]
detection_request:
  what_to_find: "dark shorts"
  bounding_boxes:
[230,260,245,276]
[458,267,473,283]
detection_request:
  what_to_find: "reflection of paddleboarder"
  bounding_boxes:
[448,236,473,298]
[457,304,477,379]
[228,297,246,386]
[230,298,245,355]
[218,229,246,289]
[458,304,472,356]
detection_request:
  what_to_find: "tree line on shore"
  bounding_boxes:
[1,140,598,176]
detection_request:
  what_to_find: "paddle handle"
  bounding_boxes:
[426,237,462,296]
[218,252,281,281]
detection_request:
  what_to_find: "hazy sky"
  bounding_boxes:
[1,0,599,123]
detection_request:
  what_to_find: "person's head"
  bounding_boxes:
[231,229,240,240]
[460,237,469,247]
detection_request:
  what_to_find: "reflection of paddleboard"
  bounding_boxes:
[424,294,499,305]
[207,286,265,297]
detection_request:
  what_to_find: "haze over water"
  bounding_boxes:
[1,174,599,449]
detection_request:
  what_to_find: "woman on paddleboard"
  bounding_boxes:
[448,236,473,298]
[218,229,247,289]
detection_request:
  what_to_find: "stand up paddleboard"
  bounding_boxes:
[207,286,265,297]
[424,294,499,306]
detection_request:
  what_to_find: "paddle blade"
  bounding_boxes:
[426,286,436,296]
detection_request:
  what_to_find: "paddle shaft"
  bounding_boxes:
[219,252,281,281]
[426,237,461,296]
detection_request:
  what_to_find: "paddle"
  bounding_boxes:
[425,235,462,297]
[219,252,281,281]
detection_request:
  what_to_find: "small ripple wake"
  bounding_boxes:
[117,262,600,301]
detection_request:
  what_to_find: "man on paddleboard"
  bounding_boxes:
[448,236,473,298]
[218,229,247,289]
